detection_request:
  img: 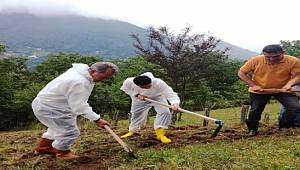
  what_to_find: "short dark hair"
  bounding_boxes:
[133,75,151,86]
[262,44,284,54]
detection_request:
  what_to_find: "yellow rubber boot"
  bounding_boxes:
[121,131,134,138]
[155,128,171,144]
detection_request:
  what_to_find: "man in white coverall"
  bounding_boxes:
[120,72,180,144]
[32,62,118,159]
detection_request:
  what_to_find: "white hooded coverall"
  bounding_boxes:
[32,64,100,151]
[120,72,180,131]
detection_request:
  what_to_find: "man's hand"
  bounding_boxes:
[95,118,109,129]
[251,85,264,92]
[171,104,181,112]
[137,94,147,101]
[282,84,293,92]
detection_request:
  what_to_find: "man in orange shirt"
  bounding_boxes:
[238,44,300,136]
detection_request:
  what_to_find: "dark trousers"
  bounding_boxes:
[246,92,300,130]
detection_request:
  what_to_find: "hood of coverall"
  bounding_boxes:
[72,63,93,82]
[140,72,155,81]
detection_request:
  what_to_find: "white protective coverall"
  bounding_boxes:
[32,64,100,151]
[120,72,180,131]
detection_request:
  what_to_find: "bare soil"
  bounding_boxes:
[1,124,299,170]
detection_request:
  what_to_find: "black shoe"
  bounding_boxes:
[248,130,258,137]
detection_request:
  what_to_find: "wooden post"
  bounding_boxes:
[112,110,119,126]
[171,110,177,125]
[203,108,210,127]
[240,105,250,123]
[127,112,131,124]
[263,113,270,125]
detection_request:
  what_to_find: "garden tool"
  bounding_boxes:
[104,125,137,159]
[261,87,300,93]
[144,98,224,138]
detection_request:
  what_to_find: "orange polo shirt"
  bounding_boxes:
[239,55,300,93]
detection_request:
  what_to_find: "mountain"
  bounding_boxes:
[216,41,258,60]
[0,13,257,60]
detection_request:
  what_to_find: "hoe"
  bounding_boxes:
[144,98,224,138]
[104,125,137,159]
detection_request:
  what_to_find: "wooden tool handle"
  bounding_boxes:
[262,88,300,93]
[104,125,131,153]
[144,98,217,122]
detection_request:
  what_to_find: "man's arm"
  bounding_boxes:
[120,78,137,97]
[282,73,300,90]
[67,82,100,121]
[238,70,263,91]
[160,80,181,111]
[283,58,300,90]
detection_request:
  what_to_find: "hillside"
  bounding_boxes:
[1,103,299,169]
[0,13,146,58]
[217,41,258,60]
[0,13,257,59]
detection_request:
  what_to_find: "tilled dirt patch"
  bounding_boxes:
[1,125,299,169]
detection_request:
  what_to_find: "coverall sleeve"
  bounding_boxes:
[120,78,137,97]
[67,82,100,121]
[160,81,180,105]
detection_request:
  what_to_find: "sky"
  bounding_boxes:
[0,0,299,52]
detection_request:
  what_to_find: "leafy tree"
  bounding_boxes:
[0,42,6,53]
[131,26,229,107]
[280,40,300,57]
[0,57,34,130]
[33,53,99,83]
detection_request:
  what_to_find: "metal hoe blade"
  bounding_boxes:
[211,120,224,138]
[104,125,137,159]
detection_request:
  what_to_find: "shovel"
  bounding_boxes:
[144,98,224,138]
[104,125,137,159]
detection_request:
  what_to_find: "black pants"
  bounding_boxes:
[246,92,300,131]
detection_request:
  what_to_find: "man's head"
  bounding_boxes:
[88,62,119,82]
[262,44,284,64]
[133,75,152,89]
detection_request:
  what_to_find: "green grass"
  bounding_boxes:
[118,137,300,170]
[1,102,299,170]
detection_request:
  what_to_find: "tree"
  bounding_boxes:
[33,53,99,83]
[280,40,300,57]
[131,26,229,108]
[0,57,34,130]
[0,42,6,53]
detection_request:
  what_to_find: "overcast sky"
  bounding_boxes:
[0,0,299,52]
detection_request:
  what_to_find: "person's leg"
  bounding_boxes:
[274,93,300,128]
[246,93,272,134]
[278,105,287,128]
[32,98,55,154]
[121,99,151,138]
[33,105,80,159]
[35,128,56,154]
[153,97,172,144]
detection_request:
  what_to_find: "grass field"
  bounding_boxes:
[1,102,300,170]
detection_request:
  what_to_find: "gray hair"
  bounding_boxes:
[90,62,119,74]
